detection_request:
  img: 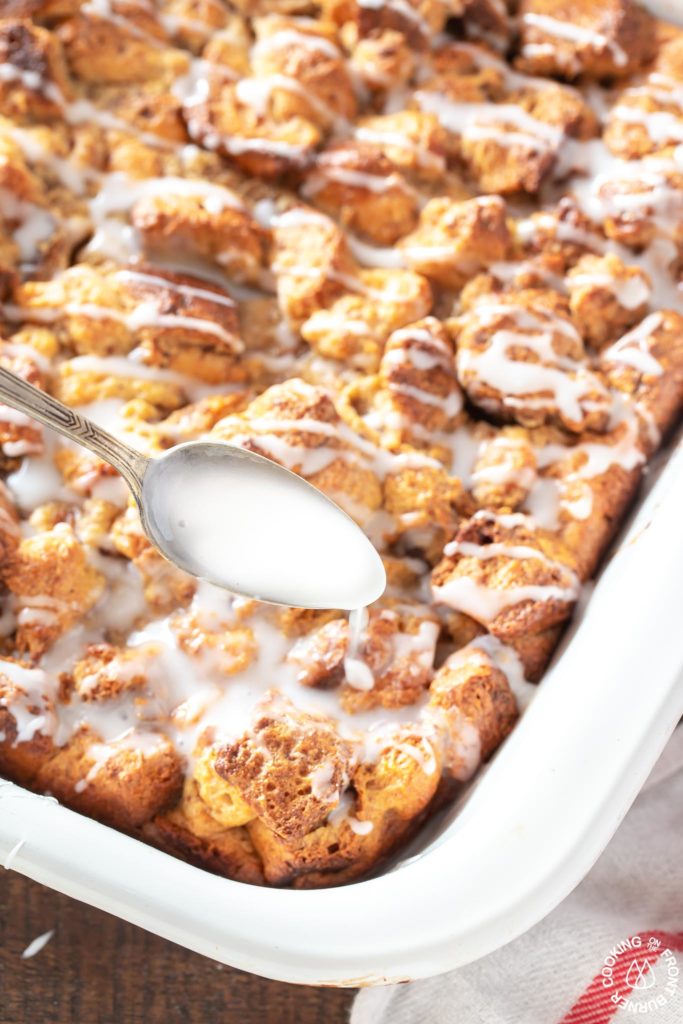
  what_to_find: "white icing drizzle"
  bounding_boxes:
[602,313,665,377]
[327,789,374,834]
[344,234,408,269]
[434,511,579,623]
[561,145,683,308]
[427,703,481,781]
[457,302,611,427]
[444,633,536,713]
[567,271,650,311]
[384,326,452,368]
[303,163,416,199]
[522,476,561,530]
[0,58,174,149]
[472,436,536,492]
[612,105,683,146]
[53,300,242,352]
[73,727,167,793]
[308,759,339,803]
[433,574,577,623]
[0,188,56,262]
[389,381,460,415]
[516,210,607,253]
[0,63,63,105]
[84,172,245,263]
[61,354,231,403]
[222,406,443,486]
[353,126,446,173]
[518,192,683,317]
[534,399,648,522]
[252,29,342,63]
[235,74,345,131]
[0,660,56,742]
[521,12,628,68]
[415,90,562,154]
[344,606,374,691]
[391,734,438,776]
[114,270,236,308]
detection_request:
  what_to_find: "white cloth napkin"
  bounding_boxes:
[352,727,683,1024]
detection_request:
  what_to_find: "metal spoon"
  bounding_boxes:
[0,366,386,609]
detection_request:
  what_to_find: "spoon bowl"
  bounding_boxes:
[0,366,386,610]
[140,440,387,609]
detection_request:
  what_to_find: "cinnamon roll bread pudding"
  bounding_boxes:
[0,0,682,888]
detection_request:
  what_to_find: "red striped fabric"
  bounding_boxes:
[558,932,683,1024]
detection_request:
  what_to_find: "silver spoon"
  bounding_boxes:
[0,366,386,610]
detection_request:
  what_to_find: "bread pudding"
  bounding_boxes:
[0,0,681,888]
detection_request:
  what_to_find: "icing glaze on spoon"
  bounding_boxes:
[0,366,386,610]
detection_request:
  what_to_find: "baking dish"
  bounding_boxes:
[1,430,682,987]
[3,0,683,988]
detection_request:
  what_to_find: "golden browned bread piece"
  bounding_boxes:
[432,511,579,679]
[348,316,463,455]
[415,41,597,195]
[382,462,470,563]
[145,738,262,881]
[287,602,439,713]
[516,0,656,80]
[33,726,184,831]
[301,266,433,370]
[0,19,73,122]
[2,523,106,657]
[598,312,683,444]
[131,194,266,286]
[326,0,459,47]
[453,287,613,434]
[302,142,420,246]
[146,813,265,885]
[0,664,56,785]
[58,5,188,86]
[566,254,652,350]
[603,22,683,159]
[211,377,385,523]
[246,725,443,886]
[354,110,449,181]
[471,429,538,512]
[399,195,511,290]
[15,263,245,381]
[215,697,356,842]
[429,640,519,769]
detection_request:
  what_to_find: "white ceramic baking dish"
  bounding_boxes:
[3,0,683,985]
[2,430,682,987]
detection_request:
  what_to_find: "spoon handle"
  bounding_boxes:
[0,365,148,497]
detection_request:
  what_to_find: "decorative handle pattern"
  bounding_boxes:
[0,365,148,498]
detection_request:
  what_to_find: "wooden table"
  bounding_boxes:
[0,871,356,1024]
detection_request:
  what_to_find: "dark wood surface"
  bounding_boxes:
[0,871,355,1024]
